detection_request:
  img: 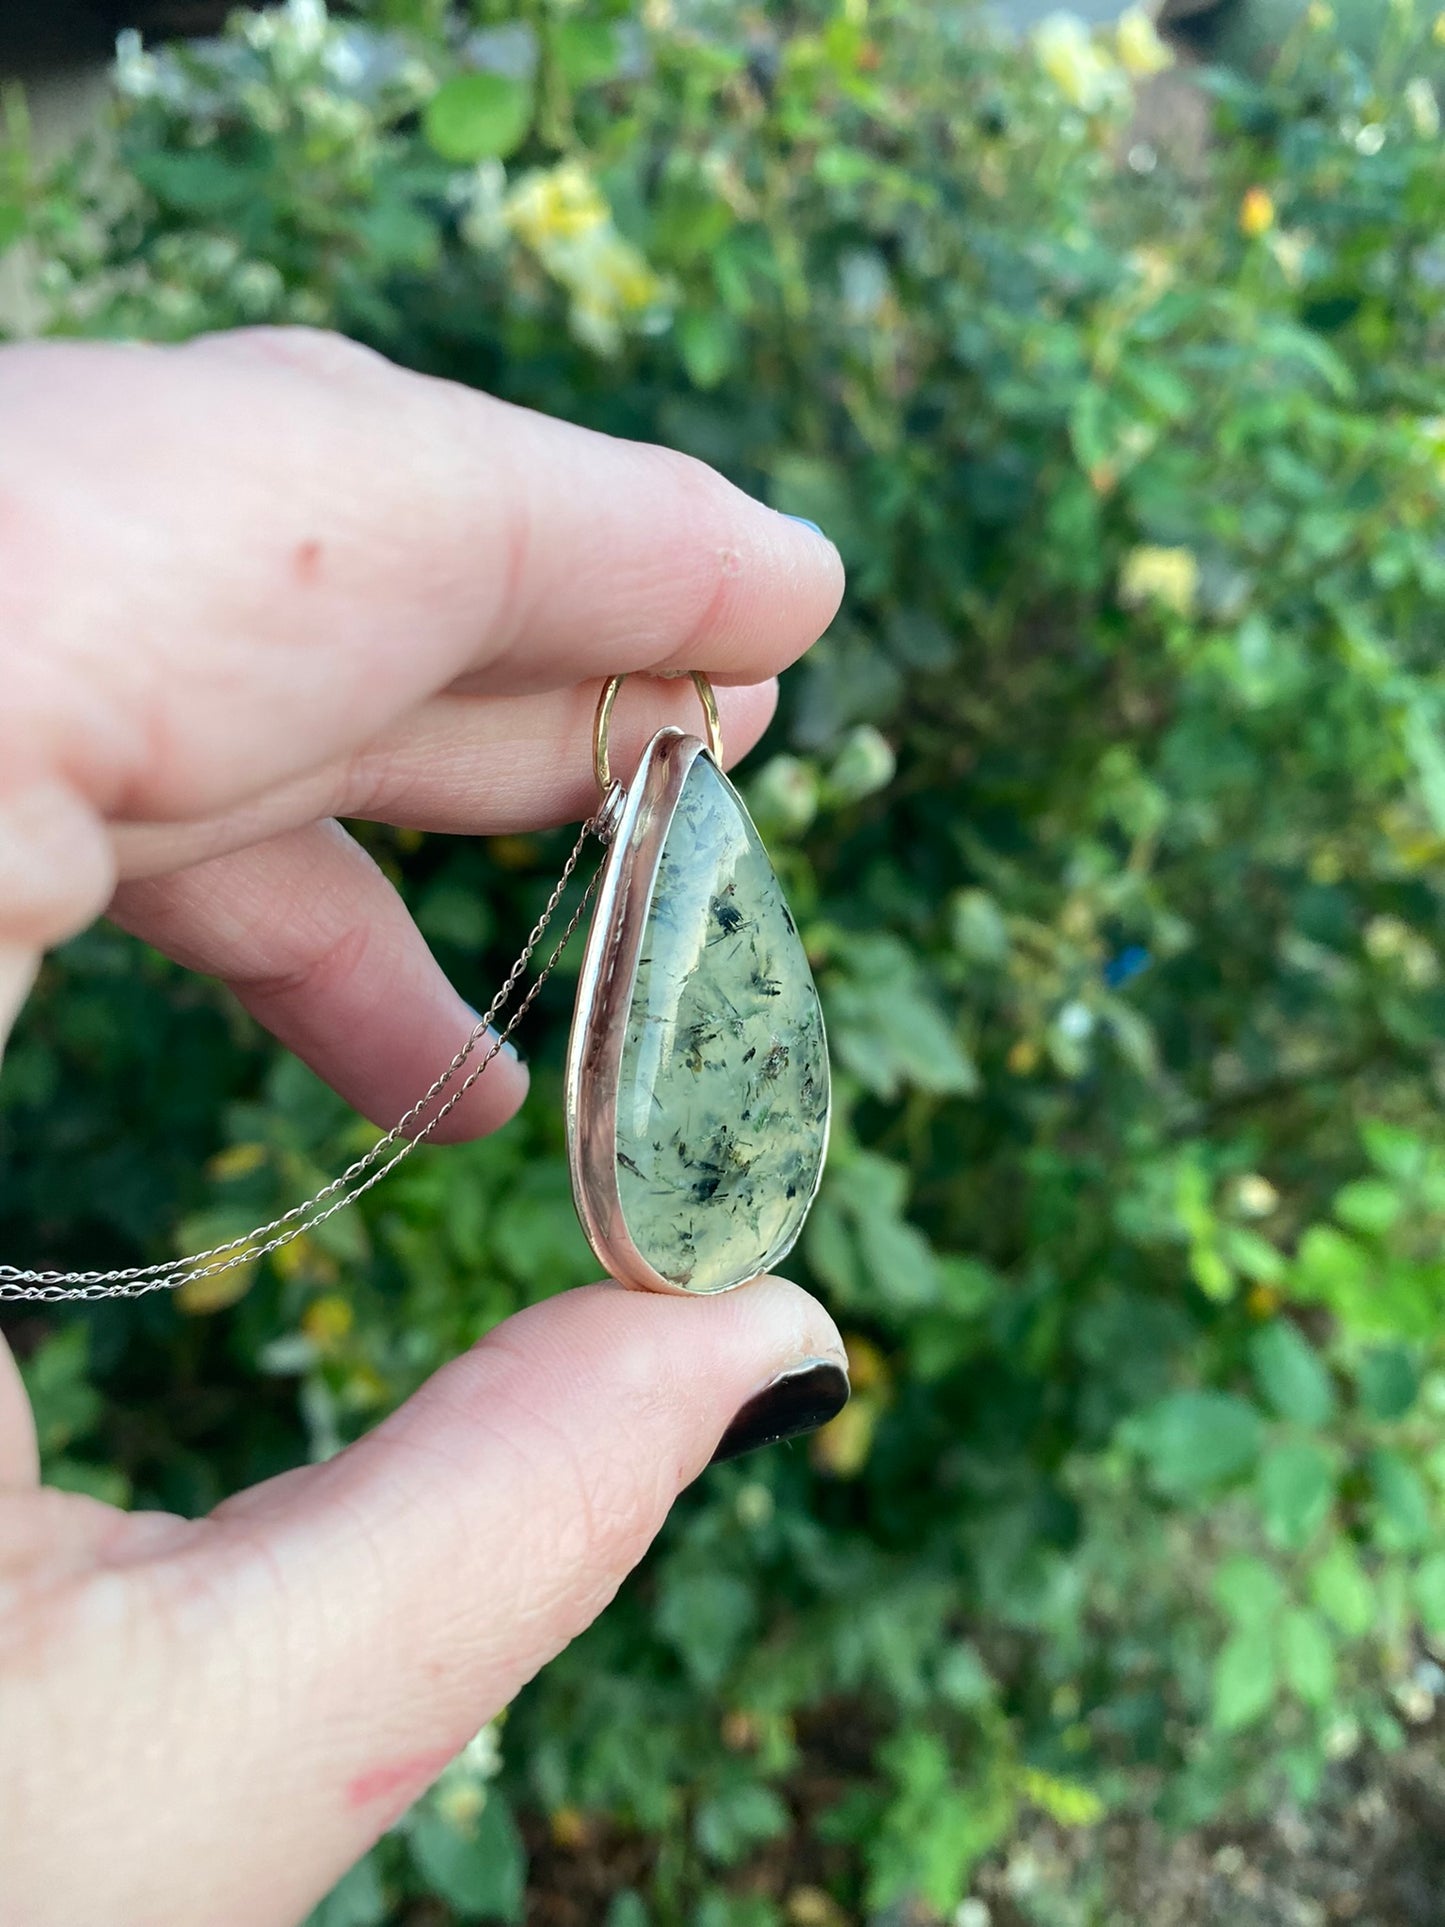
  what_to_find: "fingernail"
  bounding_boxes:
[782,514,828,540]
[468,1010,521,1064]
[709,1357,850,1466]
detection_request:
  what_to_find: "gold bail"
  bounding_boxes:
[592,670,723,795]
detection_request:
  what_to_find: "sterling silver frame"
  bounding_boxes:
[564,726,830,1295]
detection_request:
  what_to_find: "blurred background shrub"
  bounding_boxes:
[5,1,1445,1919]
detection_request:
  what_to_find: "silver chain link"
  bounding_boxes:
[0,816,605,1304]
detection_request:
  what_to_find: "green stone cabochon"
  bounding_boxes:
[614,756,830,1293]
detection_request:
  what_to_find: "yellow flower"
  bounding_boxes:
[1018,1766,1106,1828]
[178,1258,258,1316]
[1033,12,1124,113]
[205,1141,268,1181]
[302,1291,353,1350]
[843,1331,889,1392]
[272,1232,338,1285]
[590,234,665,313]
[504,160,609,250]
[506,162,666,356]
[787,1889,848,1927]
[811,1333,890,1476]
[1240,186,1276,237]
[1118,544,1200,617]
[437,1781,486,1831]
[1115,7,1173,79]
[549,1806,591,1850]
[1008,1036,1040,1076]
[811,1397,878,1478]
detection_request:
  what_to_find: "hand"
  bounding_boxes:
[0,329,849,1926]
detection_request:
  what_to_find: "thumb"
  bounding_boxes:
[10,1277,847,1927]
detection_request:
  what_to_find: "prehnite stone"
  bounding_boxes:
[615,756,830,1293]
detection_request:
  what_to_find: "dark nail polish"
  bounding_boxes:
[709,1358,850,1466]
[782,514,828,540]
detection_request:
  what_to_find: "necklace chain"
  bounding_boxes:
[0,817,604,1305]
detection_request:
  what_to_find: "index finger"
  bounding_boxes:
[0,329,843,825]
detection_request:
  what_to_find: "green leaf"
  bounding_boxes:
[1290,1225,1398,1334]
[1333,1178,1403,1237]
[677,310,740,390]
[492,1161,596,1289]
[354,191,440,272]
[1132,1391,1265,1497]
[423,73,533,162]
[694,1898,778,1927]
[1190,1244,1235,1304]
[935,1642,996,1710]
[0,201,24,254]
[768,453,863,561]
[47,1457,131,1507]
[408,1798,526,1922]
[1357,1345,1419,1421]
[1250,1322,1335,1427]
[869,1729,1015,1912]
[1213,1555,1285,1625]
[1223,1225,1286,1285]
[1361,1121,1428,1184]
[1370,1450,1433,1551]
[1211,1631,1277,1733]
[803,1194,864,1302]
[305,1855,388,1927]
[655,1572,756,1688]
[19,1325,102,1460]
[1405,700,1445,837]
[855,1206,940,1310]
[1257,1440,1335,1550]
[131,148,254,214]
[415,881,494,951]
[1280,1608,1335,1708]
[949,889,1010,965]
[556,20,619,86]
[1414,1553,1445,1636]
[827,940,979,1100]
[605,1897,650,1927]
[693,1781,790,1865]
[1310,1543,1376,1639]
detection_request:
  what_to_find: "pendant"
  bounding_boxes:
[566,677,831,1295]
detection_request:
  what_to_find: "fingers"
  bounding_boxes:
[0,784,115,1049]
[0,942,40,1066]
[109,821,527,1143]
[109,675,778,882]
[1,331,842,831]
[0,1332,38,1488]
[0,1278,846,1927]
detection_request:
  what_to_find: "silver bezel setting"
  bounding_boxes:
[565,727,831,1295]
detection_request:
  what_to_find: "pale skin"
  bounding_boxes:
[0,328,848,1926]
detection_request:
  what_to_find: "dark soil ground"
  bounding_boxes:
[509,1729,1445,1927]
[979,1735,1445,1927]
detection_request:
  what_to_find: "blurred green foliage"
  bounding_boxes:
[6,0,1445,1918]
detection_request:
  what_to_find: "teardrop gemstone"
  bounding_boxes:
[612,754,830,1293]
